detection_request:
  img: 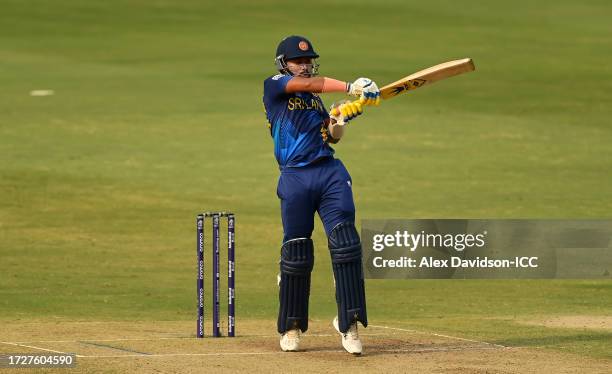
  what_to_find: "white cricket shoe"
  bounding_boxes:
[333,316,362,355]
[279,328,301,352]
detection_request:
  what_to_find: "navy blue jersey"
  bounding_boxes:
[263,74,333,168]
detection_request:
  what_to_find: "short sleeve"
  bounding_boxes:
[264,74,292,100]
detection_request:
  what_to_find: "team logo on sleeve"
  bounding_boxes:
[298,41,309,51]
[272,74,284,80]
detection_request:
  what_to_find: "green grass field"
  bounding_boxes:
[1,0,611,371]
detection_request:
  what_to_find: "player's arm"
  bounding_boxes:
[285,77,381,105]
[285,77,346,94]
[324,101,363,143]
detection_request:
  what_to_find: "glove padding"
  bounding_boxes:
[326,100,363,141]
[330,100,363,125]
[347,77,380,106]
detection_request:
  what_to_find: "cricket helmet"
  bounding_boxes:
[275,35,319,76]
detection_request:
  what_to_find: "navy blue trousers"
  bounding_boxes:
[277,158,355,242]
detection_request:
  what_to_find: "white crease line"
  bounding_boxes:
[2,326,505,351]
[0,341,70,354]
[76,345,501,358]
[369,324,506,348]
[6,337,193,344]
[80,352,301,358]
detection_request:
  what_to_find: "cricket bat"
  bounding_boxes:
[379,58,475,99]
[331,58,475,116]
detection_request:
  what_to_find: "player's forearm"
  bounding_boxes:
[285,77,348,94]
[327,120,344,142]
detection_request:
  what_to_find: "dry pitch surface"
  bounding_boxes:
[1,320,610,373]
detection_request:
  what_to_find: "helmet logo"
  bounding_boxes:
[298,41,309,51]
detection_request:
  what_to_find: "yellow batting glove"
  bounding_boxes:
[339,101,363,121]
[330,100,363,123]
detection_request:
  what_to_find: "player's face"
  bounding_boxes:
[286,57,317,77]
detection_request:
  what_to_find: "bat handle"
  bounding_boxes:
[330,98,367,117]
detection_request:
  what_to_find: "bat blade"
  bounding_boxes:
[380,58,475,100]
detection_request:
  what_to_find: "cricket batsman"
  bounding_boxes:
[262,35,380,355]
